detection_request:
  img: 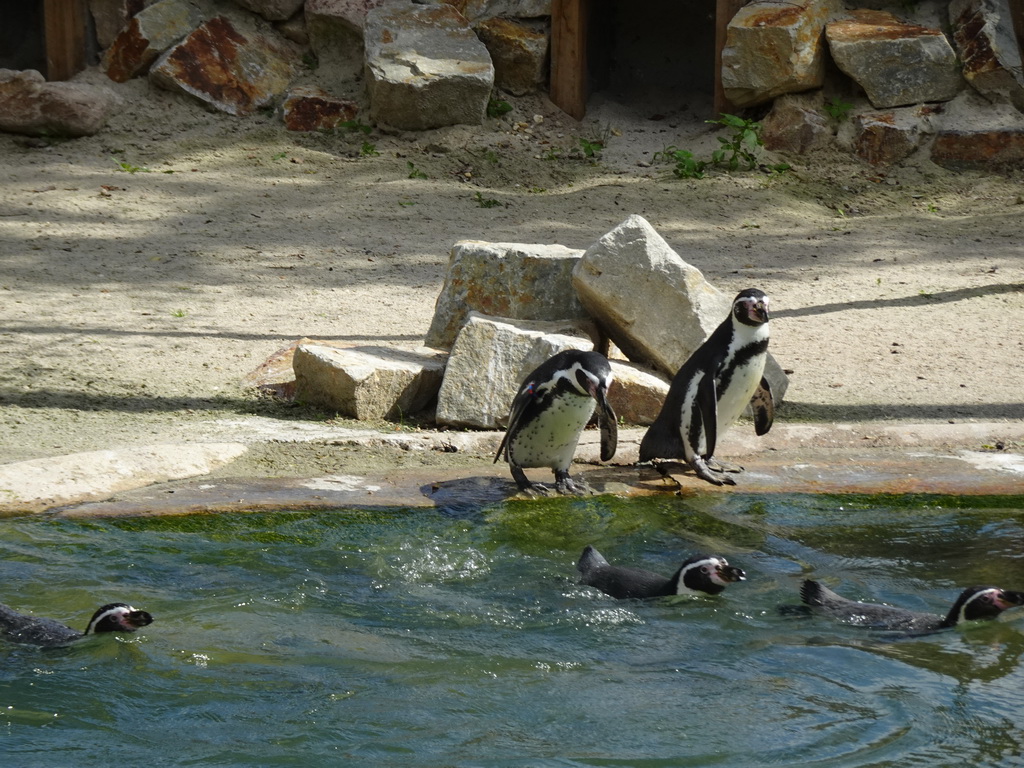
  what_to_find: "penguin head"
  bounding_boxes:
[85,603,154,635]
[559,352,613,402]
[676,555,747,596]
[732,289,770,327]
[944,586,1024,626]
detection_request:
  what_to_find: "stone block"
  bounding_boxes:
[607,360,670,426]
[761,92,833,153]
[722,0,841,108]
[949,0,1024,112]
[102,0,204,83]
[435,313,593,428]
[424,240,588,349]
[364,3,494,130]
[306,0,384,80]
[826,10,963,108]
[851,108,931,165]
[90,0,151,49]
[443,0,551,21]
[931,126,1024,170]
[281,86,359,131]
[149,15,300,116]
[293,344,446,420]
[474,17,548,96]
[0,69,119,137]
[232,0,305,22]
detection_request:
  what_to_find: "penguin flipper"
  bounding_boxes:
[695,371,719,460]
[493,380,538,463]
[750,376,774,436]
[597,394,618,462]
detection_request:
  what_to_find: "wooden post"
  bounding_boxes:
[43,0,87,81]
[713,0,746,117]
[550,0,589,121]
[1009,0,1024,71]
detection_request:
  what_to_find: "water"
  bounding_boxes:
[2,494,1024,767]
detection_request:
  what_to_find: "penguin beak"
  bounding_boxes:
[752,301,769,323]
[123,610,154,630]
[995,590,1024,610]
[717,564,746,583]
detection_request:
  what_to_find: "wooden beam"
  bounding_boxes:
[43,0,87,81]
[550,0,589,121]
[713,0,747,117]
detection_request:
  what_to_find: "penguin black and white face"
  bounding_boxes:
[953,587,1024,624]
[732,289,770,327]
[561,357,612,401]
[678,555,747,595]
[85,603,154,634]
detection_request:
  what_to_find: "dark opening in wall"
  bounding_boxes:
[586,0,717,115]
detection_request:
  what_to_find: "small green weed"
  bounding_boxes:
[823,97,854,122]
[114,158,151,173]
[407,162,428,179]
[360,142,380,157]
[339,119,373,135]
[473,192,501,208]
[487,97,513,118]
[708,113,763,171]
[578,137,604,159]
[171,309,188,318]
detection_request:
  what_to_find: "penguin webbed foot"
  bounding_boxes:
[692,457,736,487]
[554,470,593,496]
[706,457,744,474]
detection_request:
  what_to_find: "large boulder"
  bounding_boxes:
[0,69,119,137]
[473,17,548,96]
[232,0,305,22]
[443,0,551,21]
[761,91,834,154]
[949,0,1024,112]
[293,344,446,420]
[850,107,934,165]
[149,15,300,115]
[102,0,204,82]
[825,10,963,108]
[607,359,670,426]
[435,313,594,428]
[721,0,841,108]
[425,240,588,349]
[364,3,494,130]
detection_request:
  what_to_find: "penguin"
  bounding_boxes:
[0,601,154,648]
[576,545,746,600]
[800,579,1024,633]
[639,288,774,486]
[494,350,618,495]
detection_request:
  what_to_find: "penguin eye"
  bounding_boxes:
[700,566,710,574]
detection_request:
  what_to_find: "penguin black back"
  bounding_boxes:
[0,601,154,647]
[577,545,746,600]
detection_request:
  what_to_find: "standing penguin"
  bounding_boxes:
[494,349,618,495]
[639,288,774,486]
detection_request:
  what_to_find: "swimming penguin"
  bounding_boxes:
[494,350,618,495]
[0,601,154,647]
[639,288,773,486]
[576,545,746,600]
[800,580,1024,632]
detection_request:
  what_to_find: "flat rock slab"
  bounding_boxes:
[293,344,446,420]
[364,3,494,130]
[281,86,359,131]
[949,0,1024,112]
[0,69,119,137]
[150,15,300,115]
[0,443,247,514]
[425,240,588,349]
[607,359,670,426]
[102,0,204,82]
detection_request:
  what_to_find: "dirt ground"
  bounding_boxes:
[1,68,1022,486]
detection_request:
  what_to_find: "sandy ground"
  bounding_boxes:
[1,69,1022,500]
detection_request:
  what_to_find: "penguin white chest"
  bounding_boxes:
[509,394,596,470]
[716,327,769,435]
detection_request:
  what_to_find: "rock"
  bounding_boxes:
[149,15,300,116]
[89,0,150,49]
[721,0,840,108]
[293,344,446,420]
[232,0,305,22]
[0,69,119,137]
[306,0,385,79]
[102,0,204,83]
[474,17,548,96]
[850,107,933,165]
[276,12,310,46]
[281,86,359,131]
[435,313,594,428]
[364,3,494,130]
[949,0,1024,112]
[442,0,551,21]
[825,10,963,109]
[572,214,789,404]
[571,214,729,376]
[761,92,833,153]
[931,126,1024,170]
[424,240,588,349]
[606,360,670,426]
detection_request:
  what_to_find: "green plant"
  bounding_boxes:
[113,158,151,173]
[708,113,763,171]
[407,162,428,179]
[473,191,501,208]
[665,149,708,179]
[578,137,603,159]
[487,97,512,118]
[339,119,372,135]
[171,309,188,318]
[360,142,380,157]
[823,97,854,122]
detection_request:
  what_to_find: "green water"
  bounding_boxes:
[2,494,1024,767]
